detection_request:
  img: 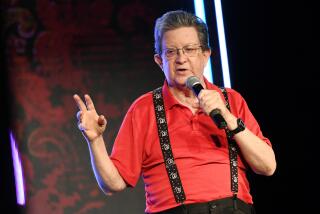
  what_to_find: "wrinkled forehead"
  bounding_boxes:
[161,27,200,48]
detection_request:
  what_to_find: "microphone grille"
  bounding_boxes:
[186,76,201,89]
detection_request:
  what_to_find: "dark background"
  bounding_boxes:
[1,0,317,213]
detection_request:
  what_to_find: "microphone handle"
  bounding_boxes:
[192,84,204,96]
[209,109,227,129]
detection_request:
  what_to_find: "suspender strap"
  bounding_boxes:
[152,86,239,203]
[220,87,239,194]
[152,87,186,203]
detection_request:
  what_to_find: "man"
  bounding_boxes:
[73,10,276,214]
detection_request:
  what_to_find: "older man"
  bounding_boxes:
[74,10,276,214]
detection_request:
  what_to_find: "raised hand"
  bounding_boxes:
[73,94,107,143]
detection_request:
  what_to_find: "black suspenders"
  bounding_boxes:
[220,87,239,195]
[152,87,239,204]
[152,87,186,203]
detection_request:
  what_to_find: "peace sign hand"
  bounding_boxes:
[73,94,107,143]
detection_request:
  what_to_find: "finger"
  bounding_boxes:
[197,89,210,101]
[73,94,87,111]
[76,111,83,121]
[84,94,97,112]
[77,121,84,131]
[197,90,204,99]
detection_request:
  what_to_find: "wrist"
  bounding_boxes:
[88,135,104,147]
[224,114,238,130]
[226,118,246,139]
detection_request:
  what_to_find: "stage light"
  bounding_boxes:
[10,132,25,205]
[213,0,231,87]
[194,0,214,83]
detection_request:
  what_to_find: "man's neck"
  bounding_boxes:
[168,85,201,113]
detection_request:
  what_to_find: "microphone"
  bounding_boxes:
[186,76,227,129]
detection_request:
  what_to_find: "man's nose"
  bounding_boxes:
[175,49,187,63]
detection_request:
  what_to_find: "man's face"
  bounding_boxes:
[154,27,211,89]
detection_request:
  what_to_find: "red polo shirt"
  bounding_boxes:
[110,79,271,213]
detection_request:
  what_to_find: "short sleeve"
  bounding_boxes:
[110,106,144,187]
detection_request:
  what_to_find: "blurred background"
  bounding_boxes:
[1,0,316,213]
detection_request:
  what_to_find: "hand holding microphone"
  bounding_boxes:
[186,76,227,129]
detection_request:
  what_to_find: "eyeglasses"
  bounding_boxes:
[162,44,202,59]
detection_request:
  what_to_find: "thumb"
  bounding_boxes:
[98,115,107,126]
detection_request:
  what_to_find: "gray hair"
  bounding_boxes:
[154,10,210,55]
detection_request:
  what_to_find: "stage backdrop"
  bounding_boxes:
[3,0,194,213]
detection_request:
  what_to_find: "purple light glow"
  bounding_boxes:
[10,132,26,205]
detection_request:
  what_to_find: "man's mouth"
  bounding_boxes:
[176,68,188,72]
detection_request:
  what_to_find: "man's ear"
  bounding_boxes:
[203,49,211,67]
[154,54,163,70]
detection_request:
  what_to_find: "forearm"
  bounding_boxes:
[234,129,276,175]
[225,115,277,176]
[87,136,127,194]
